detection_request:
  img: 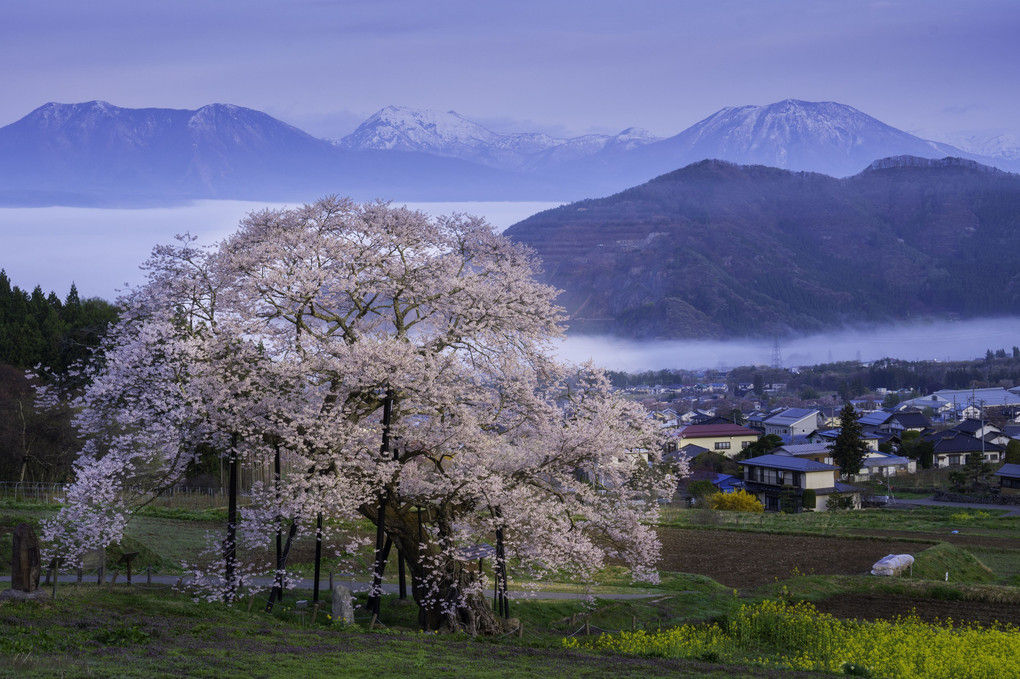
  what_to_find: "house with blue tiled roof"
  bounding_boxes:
[739,454,861,512]
[994,463,1020,495]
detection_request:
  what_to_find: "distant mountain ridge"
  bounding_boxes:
[0,101,545,205]
[0,99,1017,206]
[336,105,661,171]
[620,99,980,179]
[504,156,1020,339]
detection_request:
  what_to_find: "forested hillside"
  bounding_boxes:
[0,271,118,482]
[506,157,1020,339]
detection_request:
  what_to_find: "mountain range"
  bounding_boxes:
[504,156,1020,339]
[1,99,1017,206]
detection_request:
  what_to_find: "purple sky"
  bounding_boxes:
[3,0,1018,143]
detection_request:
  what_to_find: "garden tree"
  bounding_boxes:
[950,453,992,493]
[685,480,718,502]
[42,198,677,635]
[752,373,764,397]
[1005,439,1020,465]
[899,430,935,470]
[829,403,869,478]
[738,434,782,459]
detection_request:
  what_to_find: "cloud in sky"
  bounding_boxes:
[3,0,1018,140]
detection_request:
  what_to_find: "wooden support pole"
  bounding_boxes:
[224,438,239,603]
[398,550,407,600]
[265,521,299,612]
[313,513,323,604]
[274,444,282,601]
[368,390,393,619]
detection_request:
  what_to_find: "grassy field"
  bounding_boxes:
[0,585,839,679]
[5,499,1020,677]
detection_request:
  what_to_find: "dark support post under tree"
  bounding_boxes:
[368,390,394,618]
[265,521,299,612]
[313,512,323,604]
[274,443,282,602]
[398,550,407,600]
[224,434,239,603]
[494,509,509,619]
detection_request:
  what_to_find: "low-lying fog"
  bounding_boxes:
[556,318,1020,372]
[0,201,562,300]
[3,201,1016,371]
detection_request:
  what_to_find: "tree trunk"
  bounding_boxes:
[359,503,508,636]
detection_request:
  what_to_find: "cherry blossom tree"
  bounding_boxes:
[43,197,678,634]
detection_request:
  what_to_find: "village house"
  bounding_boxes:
[993,463,1020,495]
[920,429,1005,467]
[739,454,861,512]
[809,429,881,451]
[763,408,822,438]
[668,423,760,457]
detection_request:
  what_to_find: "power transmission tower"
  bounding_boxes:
[771,337,782,370]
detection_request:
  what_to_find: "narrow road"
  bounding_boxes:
[1,573,661,600]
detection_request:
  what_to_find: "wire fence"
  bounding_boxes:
[0,482,68,504]
[0,482,241,509]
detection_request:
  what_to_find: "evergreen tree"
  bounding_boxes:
[830,402,869,477]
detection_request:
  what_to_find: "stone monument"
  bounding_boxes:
[2,523,48,601]
[331,583,355,625]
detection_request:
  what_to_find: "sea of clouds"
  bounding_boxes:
[3,200,1016,372]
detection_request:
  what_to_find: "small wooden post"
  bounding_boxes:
[398,551,407,600]
[147,565,152,585]
[313,513,323,605]
[108,570,118,592]
[248,592,256,612]
[51,557,60,600]
[632,615,636,631]
[584,620,590,636]
[517,622,523,639]
[312,603,319,624]
[118,552,139,584]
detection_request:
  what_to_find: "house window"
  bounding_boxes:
[948,455,962,466]
[741,441,750,449]
[714,441,731,450]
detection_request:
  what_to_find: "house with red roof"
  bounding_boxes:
[670,423,760,458]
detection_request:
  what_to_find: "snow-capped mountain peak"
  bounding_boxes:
[655,99,982,177]
[338,106,662,170]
